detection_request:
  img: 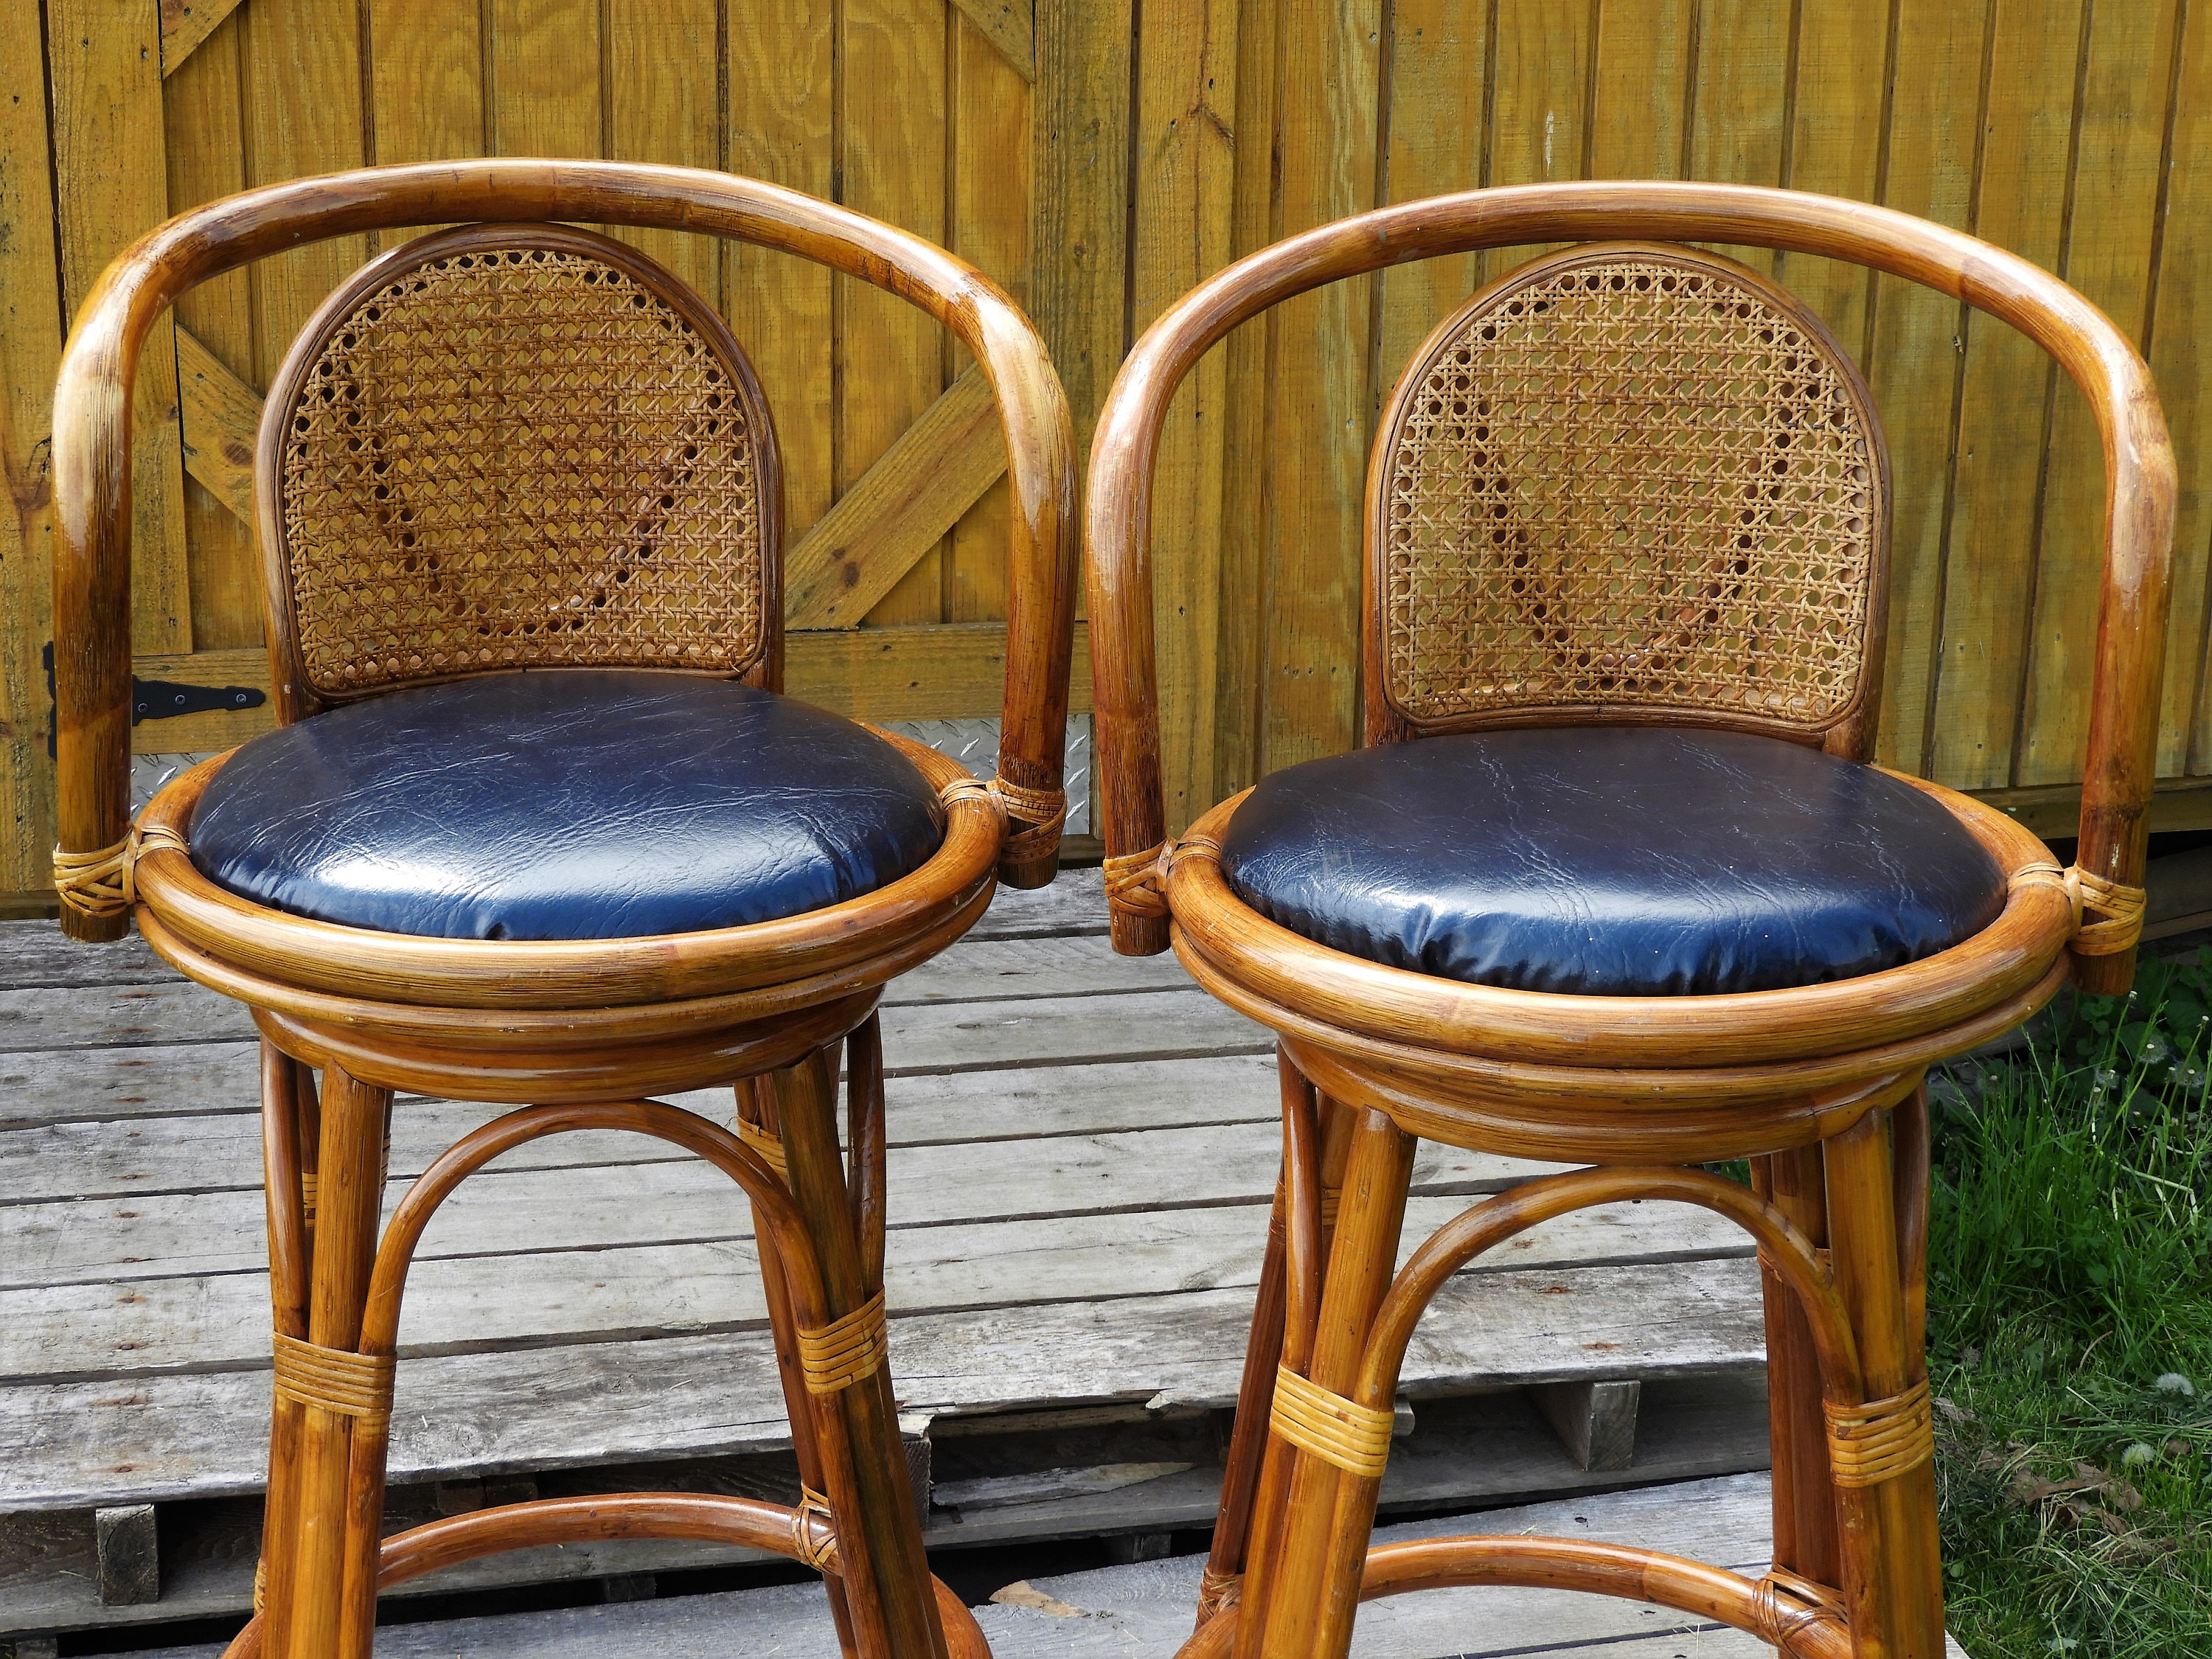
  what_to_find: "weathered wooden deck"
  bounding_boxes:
[0,870,1772,1646]
[119,1475,1969,1659]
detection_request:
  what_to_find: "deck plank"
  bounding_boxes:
[1,1120,1545,1290]
[1,1197,1753,1382]
[1,1256,1761,1511]
[0,1054,1286,1200]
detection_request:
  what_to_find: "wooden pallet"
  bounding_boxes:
[108,1474,1969,1659]
[0,872,1770,1641]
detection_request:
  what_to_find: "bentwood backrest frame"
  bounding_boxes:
[1088,182,2174,995]
[51,159,1079,939]
[258,221,787,718]
[1364,241,1892,755]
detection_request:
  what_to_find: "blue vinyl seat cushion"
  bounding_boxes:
[188,670,947,940]
[1219,726,2008,997]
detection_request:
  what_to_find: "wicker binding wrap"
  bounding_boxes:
[263,223,778,701]
[1374,243,1885,737]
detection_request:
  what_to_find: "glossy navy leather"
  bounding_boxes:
[189,670,945,941]
[1220,726,2007,996]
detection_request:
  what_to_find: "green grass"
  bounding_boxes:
[1927,947,2212,1657]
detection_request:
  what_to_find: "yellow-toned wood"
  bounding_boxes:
[1211,0,1279,805]
[1261,0,1382,776]
[1867,1,1989,778]
[1133,0,1239,832]
[0,0,63,897]
[947,9,1034,625]
[787,367,1007,630]
[950,0,1034,81]
[1684,0,1790,276]
[175,327,260,528]
[1378,0,1490,412]
[1482,0,1590,280]
[846,0,950,628]
[607,0,722,304]
[2163,5,2212,775]
[1587,0,1692,181]
[163,6,261,653]
[487,0,599,159]
[160,0,250,77]
[49,0,192,659]
[1775,0,1891,358]
[125,623,1094,754]
[241,0,368,390]
[1931,0,2086,790]
[2019,0,2183,787]
[725,0,834,536]
[366,1,484,169]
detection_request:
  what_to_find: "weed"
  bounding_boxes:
[1927,948,2212,1656]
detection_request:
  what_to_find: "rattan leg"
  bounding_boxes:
[738,1071,863,1659]
[1826,1102,1947,1659]
[1756,1145,1845,1592]
[1248,1107,1416,1659]
[260,1062,389,1659]
[254,1046,311,1651]
[773,1046,950,1659]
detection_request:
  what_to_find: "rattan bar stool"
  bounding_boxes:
[46,161,1077,1659]
[1088,184,2171,1659]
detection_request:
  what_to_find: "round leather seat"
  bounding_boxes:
[189,670,946,941]
[1220,726,2008,997]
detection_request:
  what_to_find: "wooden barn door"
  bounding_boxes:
[1,0,1076,910]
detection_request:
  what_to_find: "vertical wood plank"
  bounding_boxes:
[1775,0,1891,355]
[1133,0,1240,829]
[726,0,835,538]
[163,7,262,652]
[2163,6,2212,773]
[2017,0,2182,787]
[1485,0,1590,279]
[0,0,64,895]
[607,0,722,304]
[240,0,369,391]
[947,10,1034,626]
[1589,0,1694,181]
[846,0,950,627]
[50,0,192,657]
[487,0,601,159]
[1259,0,1381,774]
[368,1,485,167]
[1866,0,1988,776]
[1684,0,1792,275]
[1210,0,1280,801]
[1378,0,1489,393]
[1032,0,1135,487]
[1928,0,2085,790]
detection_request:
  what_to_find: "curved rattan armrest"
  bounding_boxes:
[50,159,1079,942]
[1086,181,2173,989]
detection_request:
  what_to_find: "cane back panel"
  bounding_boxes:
[257,223,781,706]
[1368,242,1889,741]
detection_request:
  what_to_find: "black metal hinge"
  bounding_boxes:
[43,641,268,759]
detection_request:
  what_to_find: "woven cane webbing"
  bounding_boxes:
[1375,244,1882,734]
[268,226,772,700]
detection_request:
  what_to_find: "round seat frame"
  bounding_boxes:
[1085,185,2174,1659]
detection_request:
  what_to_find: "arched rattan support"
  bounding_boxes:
[52,159,1078,939]
[1090,181,2174,994]
[1352,1166,1865,1413]
[217,1494,994,1659]
[360,1099,827,1353]
[1169,1535,1854,1659]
